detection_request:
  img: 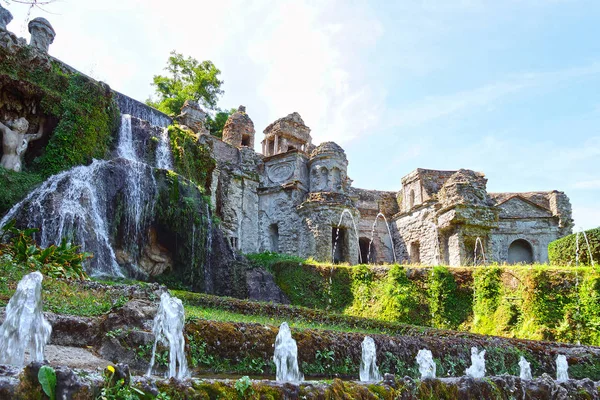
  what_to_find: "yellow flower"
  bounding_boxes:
[106,365,115,374]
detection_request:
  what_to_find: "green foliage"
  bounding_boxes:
[0,220,90,280]
[234,376,254,398]
[472,267,503,334]
[0,168,43,215]
[98,366,145,400]
[35,74,119,176]
[206,108,236,138]
[549,227,600,266]
[37,365,56,400]
[427,266,471,329]
[147,51,224,116]
[167,124,216,190]
[0,44,119,177]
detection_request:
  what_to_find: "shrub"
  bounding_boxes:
[549,228,600,266]
[0,220,89,280]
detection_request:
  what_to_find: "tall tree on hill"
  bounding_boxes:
[147,51,224,117]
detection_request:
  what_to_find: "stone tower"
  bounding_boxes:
[308,142,349,194]
[262,112,312,156]
[222,105,255,148]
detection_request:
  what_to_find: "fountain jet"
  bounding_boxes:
[360,336,382,382]
[0,271,51,367]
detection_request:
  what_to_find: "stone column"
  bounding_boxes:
[274,135,279,155]
[262,140,266,156]
[28,17,55,52]
[0,4,13,31]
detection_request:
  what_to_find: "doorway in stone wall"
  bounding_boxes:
[332,227,349,264]
[410,241,420,264]
[359,237,373,264]
[269,223,279,252]
[508,239,534,264]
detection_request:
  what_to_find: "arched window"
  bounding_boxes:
[508,239,534,264]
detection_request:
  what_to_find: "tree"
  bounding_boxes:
[147,51,224,117]
[206,108,236,138]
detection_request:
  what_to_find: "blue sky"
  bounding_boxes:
[5,0,599,229]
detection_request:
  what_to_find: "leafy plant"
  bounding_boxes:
[234,376,254,398]
[0,220,90,280]
[98,365,145,400]
[38,365,57,400]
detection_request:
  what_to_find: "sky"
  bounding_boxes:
[5,0,600,229]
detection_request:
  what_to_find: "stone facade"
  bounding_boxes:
[200,109,572,266]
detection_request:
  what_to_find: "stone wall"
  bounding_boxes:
[200,134,261,254]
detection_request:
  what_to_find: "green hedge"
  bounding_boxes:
[549,227,600,266]
[250,254,600,346]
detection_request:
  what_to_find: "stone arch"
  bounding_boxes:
[508,239,534,264]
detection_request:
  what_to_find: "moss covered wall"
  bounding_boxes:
[0,42,119,212]
[263,259,600,346]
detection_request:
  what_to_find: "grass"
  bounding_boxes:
[184,305,393,336]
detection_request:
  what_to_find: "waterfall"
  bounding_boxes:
[156,127,173,170]
[0,113,172,278]
[0,272,51,367]
[0,159,123,277]
[115,91,172,128]
[117,115,157,247]
[147,292,189,379]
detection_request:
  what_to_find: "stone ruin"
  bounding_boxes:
[202,108,573,266]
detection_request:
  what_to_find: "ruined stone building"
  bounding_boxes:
[196,106,573,266]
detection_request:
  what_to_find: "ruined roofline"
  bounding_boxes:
[493,194,553,212]
[489,190,563,210]
[400,168,458,185]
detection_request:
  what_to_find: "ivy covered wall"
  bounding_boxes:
[250,255,600,347]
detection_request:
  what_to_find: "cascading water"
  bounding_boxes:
[416,349,436,379]
[359,336,382,382]
[556,355,569,382]
[0,160,123,277]
[519,356,532,380]
[465,347,486,378]
[332,209,361,264]
[204,204,213,294]
[0,112,173,278]
[117,114,157,243]
[366,212,397,264]
[273,322,303,382]
[0,271,51,367]
[147,292,189,380]
[156,127,173,170]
